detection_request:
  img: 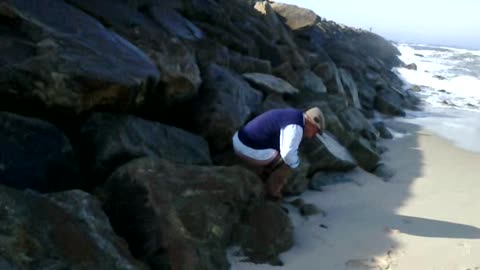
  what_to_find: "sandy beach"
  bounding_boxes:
[230,120,480,270]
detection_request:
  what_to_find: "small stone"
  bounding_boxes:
[373,163,395,181]
[288,198,305,208]
[300,203,321,216]
[319,224,328,229]
[269,257,284,266]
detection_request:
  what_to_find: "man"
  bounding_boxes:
[232,107,325,199]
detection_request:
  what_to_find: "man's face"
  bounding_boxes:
[304,120,320,138]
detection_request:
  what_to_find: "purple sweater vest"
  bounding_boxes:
[238,109,304,151]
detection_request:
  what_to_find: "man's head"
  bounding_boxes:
[304,107,325,138]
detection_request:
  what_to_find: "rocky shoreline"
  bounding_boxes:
[0,1,419,269]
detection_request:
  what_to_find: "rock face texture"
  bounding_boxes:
[0,0,420,269]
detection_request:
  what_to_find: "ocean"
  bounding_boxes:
[392,43,480,153]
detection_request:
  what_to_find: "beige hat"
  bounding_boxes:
[305,107,325,133]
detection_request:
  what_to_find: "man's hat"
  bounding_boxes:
[305,107,325,133]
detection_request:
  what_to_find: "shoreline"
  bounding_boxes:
[230,120,480,270]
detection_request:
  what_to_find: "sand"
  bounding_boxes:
[230,121,480,270]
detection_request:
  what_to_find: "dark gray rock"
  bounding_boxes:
[234,201,294,264]
[193,64,262,151]
[79,113,212,186]
[0,0,159,115]
[373,121,394,139]
[0,186,145,270]
[374,89,407,116]
[373,163,395,181]
[300,203,322,217]
[336,107,379,141]
[0,112,80,192]
[243,73,300,94]
[348,137,381,172]
[302,132,357,173]
[404,63,418,70]
[103,157,264,270]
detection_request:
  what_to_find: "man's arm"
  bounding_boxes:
[279,124,303,169]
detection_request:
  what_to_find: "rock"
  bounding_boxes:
[404,63,417,70]
[373,121,394,139]
[254,94,291,116]
[229,51,272,74]
[414,53,425,57]
[79,113,212,186]
[243,73,300,94]
[272,62,302,88]
[410,85,422,92]
[373,163,395,181]
[148,4,204,40]
[288,198,305,208]
[336,107,379,141]
[270,3,319,31]
[374,89,407,116]
[0,112,80,192]
[301,70,328,93]
[376,145,389,154]
[0,186,145,269]
[234,201,294,264]
[338,68,362,108]
[348,137,381,172]
[310,172,355,189]
[0,0,159,115]
[103,157,264,269]
[300,203,322,217]
[193,64,262,152]
[438,89,449,93]
[433,75,446,80]
[65,0,203,112]
[302,132,357,173]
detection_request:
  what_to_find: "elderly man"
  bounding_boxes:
[232,107,325,199]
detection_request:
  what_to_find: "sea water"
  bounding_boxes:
[393,43,480,153]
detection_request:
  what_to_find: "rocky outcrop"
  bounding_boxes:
[102,157,284,269]
[0,186,145,269]
[0,0,421,268]
[0,0,159,115]
[79,113,212,187]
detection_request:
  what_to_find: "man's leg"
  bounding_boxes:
[265,163,292,199]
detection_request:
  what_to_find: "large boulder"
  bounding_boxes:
[102,157,264,270]
[0,186,145,269]
[300,70,327,94]
[193,64,262,152]
[347,137,381,171]
[0,0,159,115]
[79,113,212,187]
[233,201,294,264]
[270,3,319,31]
[243,73,300,94]
[301,133,357,173]
[335,107,379,141]
[63,0,203,114]
[0,112,80,192]
[374,88,407,116]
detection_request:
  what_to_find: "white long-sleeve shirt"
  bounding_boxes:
[279,124,303,169]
